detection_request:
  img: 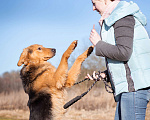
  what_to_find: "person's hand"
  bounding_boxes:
[86,71,106,81]
[89,25,101,46]
[86,71,98,80]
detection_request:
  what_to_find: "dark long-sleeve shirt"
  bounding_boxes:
[95,15,135,62]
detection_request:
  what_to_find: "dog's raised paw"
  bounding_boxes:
[87,45,94,57]
[71,40,78,50]
[63,40,78,59]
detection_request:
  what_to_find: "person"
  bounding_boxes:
[87,0,150,120]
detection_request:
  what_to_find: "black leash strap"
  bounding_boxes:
[73,78,89,85]
[64,79,98,109]
[63,71,113,109]
[102,78,113,93]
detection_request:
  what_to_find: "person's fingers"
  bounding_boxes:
[90,33,94,37]
[93,71,99,79]
[91,29,96,33]
[93,24,95,29]
[89,35,94,40]
[87,74,93,80]
[93,71,96,79]
[85,76,88,79]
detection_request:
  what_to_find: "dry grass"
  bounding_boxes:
[0,88,149,120]
[0,90,28,110]
[66,86,116,110]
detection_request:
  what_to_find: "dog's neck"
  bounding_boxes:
[20,63,50,93]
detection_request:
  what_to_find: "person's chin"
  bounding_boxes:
[98,12,102,15]
[96,10,101,15]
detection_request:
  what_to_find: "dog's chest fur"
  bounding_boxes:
[28,91,53,120]
[20,64,54,120]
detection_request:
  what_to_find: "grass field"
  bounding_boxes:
[0,106,149,120]
[0,87,150,120]
[0,118,18,120]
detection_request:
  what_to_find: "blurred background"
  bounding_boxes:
[0,0,150,119]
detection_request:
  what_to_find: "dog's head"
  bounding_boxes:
[17,44,56,66]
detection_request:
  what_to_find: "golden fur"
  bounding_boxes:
[17,40,94,120]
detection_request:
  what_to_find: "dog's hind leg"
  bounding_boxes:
[53,40,78,89]
[65,46,94,87]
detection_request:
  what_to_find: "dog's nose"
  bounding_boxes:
[51,48,56,53]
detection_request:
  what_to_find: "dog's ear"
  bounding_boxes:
[17,48,29,66]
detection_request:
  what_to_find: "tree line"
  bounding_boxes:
[0,71,22,93]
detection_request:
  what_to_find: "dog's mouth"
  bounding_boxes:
[44,54,56,61]
[44,57,51,59]
[44,56,53,60]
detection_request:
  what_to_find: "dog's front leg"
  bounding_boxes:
[53,40,78,89]
[65,46,94,87]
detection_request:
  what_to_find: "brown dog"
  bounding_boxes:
[17,40,93,120]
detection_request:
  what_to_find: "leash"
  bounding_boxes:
[63,71,113,109]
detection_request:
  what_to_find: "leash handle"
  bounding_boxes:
[64,96,81,109]
[64,91,88,109]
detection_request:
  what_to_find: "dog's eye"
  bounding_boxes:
[38,47,42,50]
